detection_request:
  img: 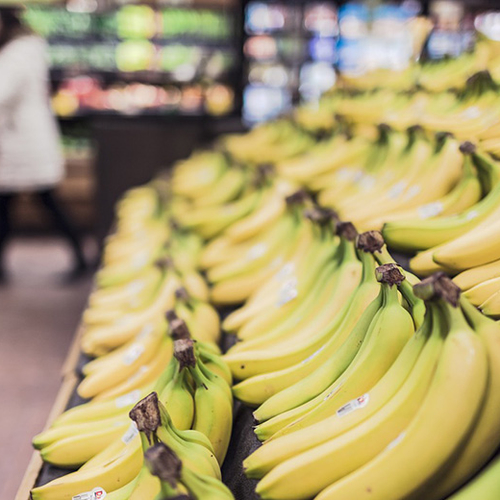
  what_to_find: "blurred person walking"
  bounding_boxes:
[0,5,87,282]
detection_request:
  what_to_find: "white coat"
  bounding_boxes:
[0,35,64,192]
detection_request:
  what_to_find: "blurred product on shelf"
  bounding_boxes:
[24,1,239,118]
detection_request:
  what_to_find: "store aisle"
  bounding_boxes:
[0,237,92,499]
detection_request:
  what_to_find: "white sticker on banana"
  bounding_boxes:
[121,423,139,445]
[115,389,142,408]
[126,280,146,296]
[137,323,154,340]
[336,393,370,418]
[122,343,145,365]
[132,253,149,269]
[388,181,407,200]
[247,243,268,261]
[403,185,421,201]
[466,210,479,220]
[72,486,107,500]
[275,262,295,281]
[418,201,444,219]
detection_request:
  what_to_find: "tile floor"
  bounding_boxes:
[0,237,93,499]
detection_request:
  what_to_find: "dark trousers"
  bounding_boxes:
[0,189,86,270]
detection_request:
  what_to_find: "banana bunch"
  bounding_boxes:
[221,119,315,166]
[170,150,229,201]
[82,255,210,357]
[225,221,371,405]
[340,67,417,93]
[377,144,500,302]
[201,189,314,305]
[418,46,490,93]
[33,318,228,465]
[250,261,418,443]
[220,207,341,347]
[172,165,298,241]
[276,132,371,186]
[245,273,500,500]
[32,332,232,499]
[383,143,500,252]
[144,442,233,500]
[453,260,500,317]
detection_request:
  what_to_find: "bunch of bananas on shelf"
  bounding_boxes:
[32,327,233,500]
[131,392,234,499]
[245,272,500,500]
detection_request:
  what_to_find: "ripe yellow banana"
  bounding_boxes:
[313,275,488,500]
[253,306,443,500]
[453,258,500,290]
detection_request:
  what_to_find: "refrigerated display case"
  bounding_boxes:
[25,0,241,117]
[242,0,338,123]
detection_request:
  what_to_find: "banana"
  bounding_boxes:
[447,454,500,500]
[206,209,298,284]
[130,392,221,479]
[480,289,500,317]
[463,276,500,305]
[423,298,500,500]
[277,135,370,183]
[145,442,234,500]
[33,413,129,450]
[81,266,182,357]
[261,264,414,442]
[453,258,500,290]
[78,323,165,398]
[228,239,353,357]
[432,216,500,271]
[220,218,316,330]
[37,418,131,468]
[365,145,482,230]
[91,338,173,401]
[31,423,143,500]
[158,344,194,431]
[313,274,488,500]
[337,130,453,228]
[189,347,233,465]
[177,187,263,240]
[88,264,165,311]
[227,216,339,341]
[128,466,160,500]
[51,388,150,427]
[173,290,221,347]
[410,248,455,277]
[188,165,247,208]
[106,476,140,499]
[171,151,228,199]
[382,145,500,252]
[223,179,296,244]
[234,240,376,409]
[178,269,209,302]
[246,301,438,480]
[252,306,443,499]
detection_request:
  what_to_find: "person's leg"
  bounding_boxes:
[0,193,15,279]
[36,189,87,271]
